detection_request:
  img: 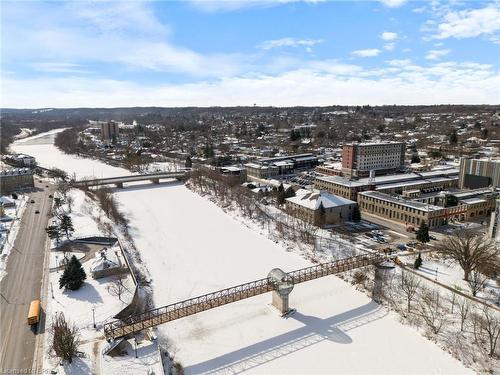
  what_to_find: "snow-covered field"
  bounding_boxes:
[21,132,472,374]
[11,130,130,179]
[404,253,500,306]
[40,187,165,374]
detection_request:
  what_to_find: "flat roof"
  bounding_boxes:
[359,191,443,212]
[316,169,459,189]
[315,175,365,187]
[460,198,487,205]
[343,141,405,147]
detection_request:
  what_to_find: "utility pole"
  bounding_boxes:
[92,307,96,329]
[134,337,138,358]
[50,282,54,299]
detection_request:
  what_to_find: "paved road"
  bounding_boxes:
[0,180,54,372]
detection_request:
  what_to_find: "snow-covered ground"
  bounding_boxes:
[0,194,28,281]
[25,134,472,374]
[11,130,130,179]
[403,253,500,306]
[114,183,472,374]
[43,188,163,375]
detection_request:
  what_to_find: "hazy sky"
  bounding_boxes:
[1,0,499,108]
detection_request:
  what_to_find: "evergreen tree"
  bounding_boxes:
[59,255,86,290]
[60,215,75,240]
[54,197,64,208]
[314,201,326,228]
[284,186,296,198]
[290,130,301,142]
[416,221,430,243]
[203,144,215,158]
[185,156,192,168]
[352,205,361,222]
[449,129,458,145]
[46,225,62,246]
[411,154,421,164]
[414,252,423,269]
[276,189,285,206]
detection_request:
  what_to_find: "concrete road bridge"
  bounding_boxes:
[74,171,187,188]
[104,253,385,341]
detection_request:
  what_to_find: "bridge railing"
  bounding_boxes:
[104,276,272,340]
[289,253,383,284]
[104,253,385,340]
[73,171,186,186]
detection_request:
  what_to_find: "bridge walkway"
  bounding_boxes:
[104,253,384,340]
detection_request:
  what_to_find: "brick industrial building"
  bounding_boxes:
[0,168,34,194]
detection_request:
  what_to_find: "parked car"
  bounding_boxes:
[30,199,35,203]
[35,210,40,214]
[397,244,407,251]
[429,235,437,240]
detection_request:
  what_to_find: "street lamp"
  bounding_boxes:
[134,337,138,358]
[92,307,96,329]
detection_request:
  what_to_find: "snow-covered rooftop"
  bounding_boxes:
[287,190,356,210]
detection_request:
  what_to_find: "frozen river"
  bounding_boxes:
[13,131,472,374]
[11,129,130,179]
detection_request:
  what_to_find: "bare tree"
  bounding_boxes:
[437,230,498,281]
[400,270,420,313]
[467,269,488,297]
[50,312,80,363]
[449,291,457,314]
[419,288,448,335]
[481,305,500,357]
[456,297,470,332]
[57,182,71,200]
[66,195,74,214]
[107,274,128,302]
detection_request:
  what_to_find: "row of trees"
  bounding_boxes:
[188,169,320,246]
[45,185,76,245]
[386,270,499,359]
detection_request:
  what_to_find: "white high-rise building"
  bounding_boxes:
[489,198,500,242]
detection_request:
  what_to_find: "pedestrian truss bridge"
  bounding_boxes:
[104,253,385,340]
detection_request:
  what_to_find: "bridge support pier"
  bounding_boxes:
[151,178,160,184]
[115,182,124,188]
[372,261,395,303]
[272,290,290,314]
[268,268,294,315]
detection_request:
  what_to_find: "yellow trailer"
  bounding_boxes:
[27,300,41,325]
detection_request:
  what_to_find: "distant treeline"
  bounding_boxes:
[2,104,498,124]
[54,127,84,155]
[0,118,85,154]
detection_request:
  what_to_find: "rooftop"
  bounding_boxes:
[344,141,405,147]
[287,190,356,210]
[359,191,443,212]
[316,168,459,189]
